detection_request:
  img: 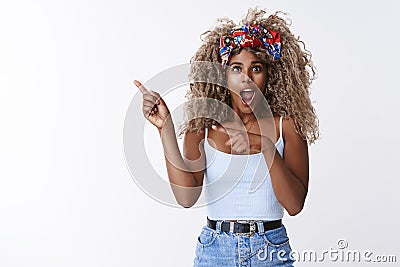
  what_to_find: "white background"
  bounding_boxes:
[1,0,399,266]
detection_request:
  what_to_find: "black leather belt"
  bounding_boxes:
[207,217,281,236]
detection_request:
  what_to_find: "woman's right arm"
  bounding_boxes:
[134,80,205,208]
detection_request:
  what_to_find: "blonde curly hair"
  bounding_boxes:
[179,7,319,144]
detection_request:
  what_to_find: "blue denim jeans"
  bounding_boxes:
[193,220,295,266]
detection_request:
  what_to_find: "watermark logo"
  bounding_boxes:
[336,238,348,249]
[256,239,397,263]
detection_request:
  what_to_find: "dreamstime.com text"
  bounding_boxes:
[257,239,397,263]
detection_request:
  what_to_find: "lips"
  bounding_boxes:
[239,89,255,106]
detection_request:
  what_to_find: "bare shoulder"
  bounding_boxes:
[281,117,307,146]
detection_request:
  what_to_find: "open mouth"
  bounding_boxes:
[239,89,255,106]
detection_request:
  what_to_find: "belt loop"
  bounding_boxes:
[256,221,265,235]
[215,221,222,234]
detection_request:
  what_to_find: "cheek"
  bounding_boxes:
[226,75,239,88]
[255,75,267,91]
[225,70,246,84]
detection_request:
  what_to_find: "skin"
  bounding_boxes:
[134,49,309,216]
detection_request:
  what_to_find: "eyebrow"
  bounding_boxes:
[229,61,264,65]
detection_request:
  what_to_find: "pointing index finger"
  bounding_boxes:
[133,80,148,94]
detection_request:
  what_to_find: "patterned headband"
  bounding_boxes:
[219,24,281,68]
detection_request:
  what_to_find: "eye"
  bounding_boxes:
[252,65,262,72]
[231,65,241,73]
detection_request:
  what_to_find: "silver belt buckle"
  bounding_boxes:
[236,220,256,237]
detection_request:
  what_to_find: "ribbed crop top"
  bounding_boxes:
[203,116,285,221]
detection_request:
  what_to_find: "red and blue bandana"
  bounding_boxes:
[219,24,281,67]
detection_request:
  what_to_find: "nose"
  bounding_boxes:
[240,67,253,83]
[241,73,252,84]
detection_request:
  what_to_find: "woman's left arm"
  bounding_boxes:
[263,118,309,216]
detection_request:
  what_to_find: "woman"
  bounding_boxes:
[135,7,319,266]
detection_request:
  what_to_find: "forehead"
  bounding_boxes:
[228,49,263,64]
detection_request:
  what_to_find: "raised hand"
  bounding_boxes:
[212,120,251,155]
[134,80,170,129]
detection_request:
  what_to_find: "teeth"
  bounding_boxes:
[240,89,255,106]
[240,89,254,97]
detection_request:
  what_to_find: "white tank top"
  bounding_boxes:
[203,116,284,221]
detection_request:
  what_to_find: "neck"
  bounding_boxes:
[233,109,256,125]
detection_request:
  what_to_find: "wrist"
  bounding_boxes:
[158,116,175,135]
